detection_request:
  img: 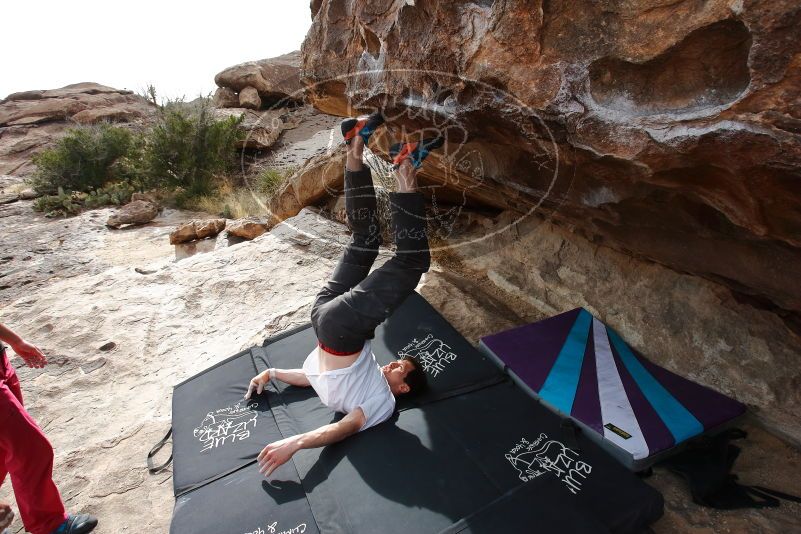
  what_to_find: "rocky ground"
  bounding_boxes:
[0,199,799,533]
[0,202,351,533]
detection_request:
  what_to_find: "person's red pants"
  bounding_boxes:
[0,347,67,534]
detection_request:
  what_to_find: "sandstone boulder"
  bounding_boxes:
[18,188,39,200]
[296,0,801,450]
[195,219,226,239]
[212,87,239,108]
[212,108,285,149]
[169,219,226,244]
[214,51,302,107]
[238,86,262,110]
[0,121,66,176]
[0,174,29,204]
[169,222,197,245]
[106,200,159,228]
[226,217,269,240]
[267,150,346,224]
[0,83,155,127]
[300,1,801,324]
[0,83,156,176]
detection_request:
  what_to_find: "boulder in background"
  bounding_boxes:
[106,199,159,228]
[227,217,269,240]
[238,86,262,110]
[213,51,302,108]
[169,219,226,244]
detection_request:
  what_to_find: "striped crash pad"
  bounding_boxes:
[479,308,746,471]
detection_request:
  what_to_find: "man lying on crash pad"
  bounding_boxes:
[244,112,444,477]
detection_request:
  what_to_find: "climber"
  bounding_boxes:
[245,112,444,476]
[0,322,98,534]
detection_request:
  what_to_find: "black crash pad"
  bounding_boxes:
[168,293,663,533]
[171,347,284,495]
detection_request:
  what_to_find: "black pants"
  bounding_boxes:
[311,166,430,354]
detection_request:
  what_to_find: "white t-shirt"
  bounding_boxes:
[302,340,395,431]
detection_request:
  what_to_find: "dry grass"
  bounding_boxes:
[180,166,297,218]
[189,184,266,218]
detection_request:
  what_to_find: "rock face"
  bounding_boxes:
[0,174,35,204]
[260,105,344,168]
[300,0,801,442]
[214,51,302,108]
[442,211,801,445]
[0,82,156,176]
[106,199,159,228]
[300,0,801,330]
[169,219,226,244]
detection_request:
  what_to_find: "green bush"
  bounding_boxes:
[29,92,246,215]
[31,123,140,194]
[33,182,136,217]
[33,187,83,217]
[83,182,136,209]
[257,167,288,196]
[221,203,234,219]
[143,99,244,197]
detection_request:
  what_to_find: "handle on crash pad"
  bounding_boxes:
[560,419,581,453]
[147,427,173,474]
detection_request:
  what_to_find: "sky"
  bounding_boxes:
[0,1,312,101]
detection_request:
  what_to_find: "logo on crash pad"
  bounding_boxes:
[398,334,458,378]
[194,401,259,453]
[505,434,593,494]
[244,521,307,534]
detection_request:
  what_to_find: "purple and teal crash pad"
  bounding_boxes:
[479,308,746,471]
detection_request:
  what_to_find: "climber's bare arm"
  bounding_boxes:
[257,408,365,477]
[245,368,310,399]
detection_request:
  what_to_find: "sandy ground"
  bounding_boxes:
[0,205,352,533]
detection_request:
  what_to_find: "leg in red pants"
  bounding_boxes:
[0,349,68,534]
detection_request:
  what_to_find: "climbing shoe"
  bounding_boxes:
[52,514,98,534]
[341,111,385,146]
[389,137,444,169]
